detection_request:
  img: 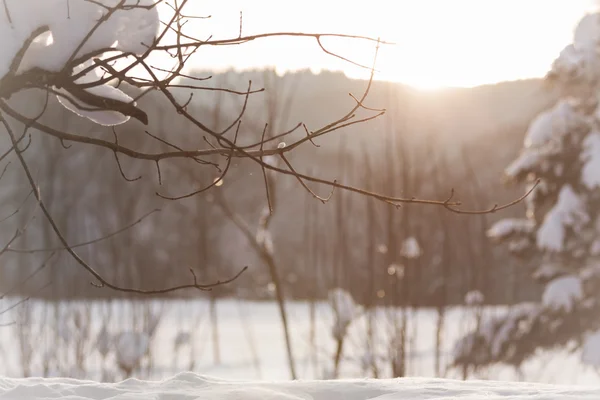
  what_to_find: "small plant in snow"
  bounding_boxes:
[464,290,486,334]
[174,331,191,349]
[329,288,360,341]
[465,290,485,307]
[172,330,193,371]
[145,309,162,339]
[96,326,112,359]
[115,331,150,377]
[328,288,361,378]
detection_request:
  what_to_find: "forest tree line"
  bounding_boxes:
[0,68,558,306]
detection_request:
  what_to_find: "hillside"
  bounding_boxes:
[0,69,560,304]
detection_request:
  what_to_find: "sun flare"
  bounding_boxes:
[179,0,595,89]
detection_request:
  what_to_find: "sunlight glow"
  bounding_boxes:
[176,0,597,90]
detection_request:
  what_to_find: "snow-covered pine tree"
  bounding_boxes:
[452,12,600,375]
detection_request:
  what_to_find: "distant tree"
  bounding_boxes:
[452,12,600,376]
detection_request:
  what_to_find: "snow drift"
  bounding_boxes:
[0,372,598,400]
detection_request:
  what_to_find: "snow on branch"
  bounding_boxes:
[505,148,544,180]
[536,185,588,252]
[0,0,159,125]
[548,13,600,84]
[523,100,587,150]
[542,275,583,313]
[486,218,535,241]
[581,131,600,189]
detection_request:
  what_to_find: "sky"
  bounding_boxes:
[175,0,597,89]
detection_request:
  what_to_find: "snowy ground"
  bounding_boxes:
[1,298,599,386]
[1,372,600,400]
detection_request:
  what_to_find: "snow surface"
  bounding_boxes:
[0,372,599,400]
[542,275,583,313]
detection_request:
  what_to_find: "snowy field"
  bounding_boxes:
[1,298,599,387]
[2,372,600,400]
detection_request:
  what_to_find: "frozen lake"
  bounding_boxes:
[0,297,597,385]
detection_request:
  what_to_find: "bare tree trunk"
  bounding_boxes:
[432,149,451,378]
[210,295,221,365]
[267,257,297,379]
[305,182,318,376]
[363,148,379,378]
[334,138,347,289]
[333,336,345,378]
